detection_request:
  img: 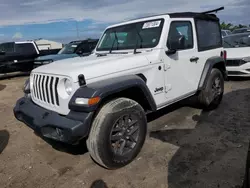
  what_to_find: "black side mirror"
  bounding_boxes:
[166,35,185,55]
[165,49,177,55]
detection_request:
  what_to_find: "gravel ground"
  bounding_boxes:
[0,75,249,188]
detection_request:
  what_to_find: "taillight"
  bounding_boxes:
[221,50,227,61]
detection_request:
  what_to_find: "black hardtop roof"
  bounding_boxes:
[69,39,99,44]
[130,7,224,22]
[169,12,219,21]
[132,12,219,22]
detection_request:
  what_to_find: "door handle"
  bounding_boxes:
[190,57,199,62]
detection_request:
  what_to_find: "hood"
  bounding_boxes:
[32,53,150,82]
[225,47,250,59]
[35,53,79,61]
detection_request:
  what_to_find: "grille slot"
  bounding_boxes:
[226,59,246,67]
[32,74,60,106]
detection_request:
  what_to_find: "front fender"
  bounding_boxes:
[68,75,157,112]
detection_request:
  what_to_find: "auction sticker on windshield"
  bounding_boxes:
[142,20,161,29]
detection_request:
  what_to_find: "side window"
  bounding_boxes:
[0,42,15,53]
[15,43,37,54]
[77,44,90,53]
[167,21,193,50]
[89,42,98,51]
[196,20,222,51]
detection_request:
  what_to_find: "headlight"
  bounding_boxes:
[242,56,250,62]
[34,60,53,65]
[23,78,30,94]
[64,78,73,95]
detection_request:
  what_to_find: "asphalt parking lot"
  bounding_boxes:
[0,76,249,188]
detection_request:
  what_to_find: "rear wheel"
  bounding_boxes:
[198,68,224,110]
[86,97,147,169]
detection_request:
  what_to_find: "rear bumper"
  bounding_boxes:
[13,97,93,144]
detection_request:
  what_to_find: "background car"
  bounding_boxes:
[231,27,250,34]
[0,40,60,74]
[221,29,232,38]
[223,32,250,77]
[33,39,98,68]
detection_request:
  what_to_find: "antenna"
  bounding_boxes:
[201,6,224,14]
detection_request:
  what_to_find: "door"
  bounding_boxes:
[163,20,204,102]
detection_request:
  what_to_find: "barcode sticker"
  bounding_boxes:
[142,20,161,29]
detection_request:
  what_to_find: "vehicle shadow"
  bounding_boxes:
[0,72,30,80]
[34,132,88,155]
[0,130,10,154]
[227,76,250,82]
[147,94,203,123]
[150,88,250,188]
[90,179,109,188]
[35,93,201,156]
[0,84,6,91]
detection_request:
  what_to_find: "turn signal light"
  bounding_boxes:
[88,97,101,106]
[75,96,100,106]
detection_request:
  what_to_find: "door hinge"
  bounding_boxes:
[165,84,172,92]
[164,64,171,71]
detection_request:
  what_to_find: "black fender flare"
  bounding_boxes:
[68,75,157,112]
[198,56,227,90]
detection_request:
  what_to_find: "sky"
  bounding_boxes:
[0,0,249,44]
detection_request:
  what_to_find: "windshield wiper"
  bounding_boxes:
[109,31,118,53]
[134,27,143,54]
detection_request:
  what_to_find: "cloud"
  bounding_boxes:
[12,32,23,39]
[0,34,4,37]
[0,0,249,27]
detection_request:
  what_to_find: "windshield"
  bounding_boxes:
[58,42,81,54]
[223,34,250,48]
[96,19,164,51]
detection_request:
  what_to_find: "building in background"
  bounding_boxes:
[34,38,63,51]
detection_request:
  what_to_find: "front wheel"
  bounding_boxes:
[197,68,224,111]
[86,98,147,169]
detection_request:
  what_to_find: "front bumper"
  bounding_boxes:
[13,97,93,144]
[226,62,250,77]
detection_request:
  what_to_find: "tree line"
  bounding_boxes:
[220,22,250,31]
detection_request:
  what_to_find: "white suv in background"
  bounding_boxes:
[223,32,250,77]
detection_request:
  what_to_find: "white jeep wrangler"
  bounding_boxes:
[14,8,227,169]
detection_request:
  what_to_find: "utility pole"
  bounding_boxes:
[76,21,79,39]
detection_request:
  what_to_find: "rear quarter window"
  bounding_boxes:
[196,19,222,51]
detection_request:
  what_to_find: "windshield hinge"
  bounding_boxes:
[164,64,171,71]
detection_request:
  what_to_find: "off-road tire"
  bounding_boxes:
[198,68,224,111]
[86,97,147,169]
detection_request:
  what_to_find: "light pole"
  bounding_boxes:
[76,21,79,39]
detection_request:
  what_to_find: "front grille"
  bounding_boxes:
[32,73,60,106]
[228,71,248,75]
[226,59,246,67]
